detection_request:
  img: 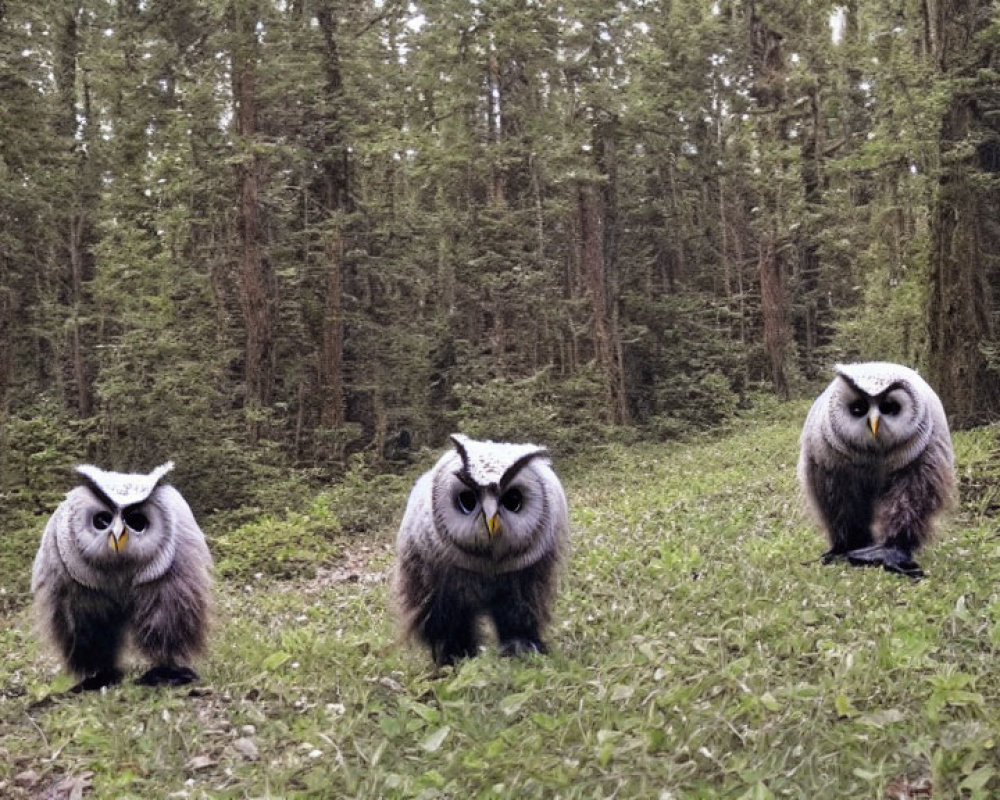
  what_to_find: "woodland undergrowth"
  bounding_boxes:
[3,401,1000,799]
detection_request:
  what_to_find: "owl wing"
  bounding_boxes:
[131,486,213,666]
[396,472,435,550]
[393,471,440,636]
[540,462,570,555]
[31,507,73,652]
[31,509,63,595]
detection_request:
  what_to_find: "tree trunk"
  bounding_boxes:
[927,103,1000,424]
[230,0,275,439]
[759,232,790,400]
[578,182,629,425]
[799,85,822,378]
[315,1,349,433]
[925,0,1000,426]
[320,230,345,429]
[55,7,94,418]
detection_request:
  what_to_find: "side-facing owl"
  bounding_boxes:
[394,434,569,666]
[798,362,955,577]
[32,461,213,691]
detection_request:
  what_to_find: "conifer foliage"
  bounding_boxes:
[1,0,996,508]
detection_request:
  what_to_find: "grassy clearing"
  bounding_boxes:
[3,403,1000,799]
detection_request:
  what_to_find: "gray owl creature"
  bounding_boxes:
[31,462,213,692]
[394,435,569,666]
[798,362,955,578]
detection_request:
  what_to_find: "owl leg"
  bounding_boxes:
[491,561,554,658]
[843,458,950,578]
[806,460,877,557]
[49,594,128,692]
[131,567,210,687]
[397,553,480,666]
[420,590,480,667]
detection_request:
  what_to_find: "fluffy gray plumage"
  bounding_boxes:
[394,434,569,665]
[31,461,213,690]
[798,362,955,577]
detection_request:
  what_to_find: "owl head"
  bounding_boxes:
[829,362,932,455]
[66,461,177,572]
[430,434,565,570]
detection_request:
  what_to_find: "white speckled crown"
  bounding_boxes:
[450,434,548,487]
[834,361,921,396]
[76,461,175,507]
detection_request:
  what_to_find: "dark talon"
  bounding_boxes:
[882,558,924,579]
[69,668,123,693]
[499,638,547,657]
[431,642,477,668]
[844,544,924,579]
[136,665,199,687]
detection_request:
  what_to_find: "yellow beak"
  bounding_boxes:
[108,519,127,553]
[868,410,880,438]
[486,513,501,538]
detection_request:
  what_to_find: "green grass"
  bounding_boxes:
[4,403,1000,798]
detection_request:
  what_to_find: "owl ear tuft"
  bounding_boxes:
[76,461,176,508]
[450,434,471,466]
[833,366,864,395]
[500,447,550,489]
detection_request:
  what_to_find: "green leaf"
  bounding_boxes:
[959,766,996,792]
[611,683,636,702]
[857,709,905,728]
[834,694,859,718]
[531,712,560,731]
[261,651,292,671]
[500,691,531,717]
[421,726,451,754]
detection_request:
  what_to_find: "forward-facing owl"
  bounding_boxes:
[394,434,569,666]
[798,362,955,577]
[32,462,213,691]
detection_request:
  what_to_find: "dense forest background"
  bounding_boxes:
[1,0,999,514]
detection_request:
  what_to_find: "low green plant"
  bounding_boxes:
[3,404,1000,798]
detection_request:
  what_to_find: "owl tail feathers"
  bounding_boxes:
[824,544,925,579]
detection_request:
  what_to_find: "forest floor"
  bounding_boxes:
[3,401,1000,799]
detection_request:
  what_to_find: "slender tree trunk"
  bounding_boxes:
[55,9,96,418]
[230,0,275,440]
[759,232,790,400]
[595,112,630,425]
[799,85,822,378]
[320,231,345,429]
[68,214,91,417]
[0,264,9,409]
[578,182,628,425]
[487,49,505,207]
[315,1,349,433]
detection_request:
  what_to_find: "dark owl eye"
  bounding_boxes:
[92,511,113,531]
[456,489,478,515]
[848,398,869,417]
[500,488,523,513]
[123,510,149,532]
[879,398,901,415]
